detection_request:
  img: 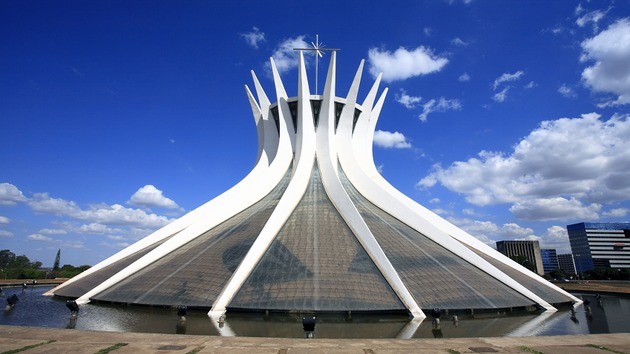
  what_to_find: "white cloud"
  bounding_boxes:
[0,216,9,224]
[78,223,117,235]
[29,193,80,215]
[575,4,584,16]
[429,198,440,204]
[581,18,630,106]
[447,217,498,246]
[80,204,173,229]
[418,97,462,122]
[27,233,53,242]
[0,183,27,205]
[525,81,537,89]
[128,185,180,210]
[576,9,607,31]
[269,36,309,74]
[501,222,535,238]
[373,130,412,149]
[459,72,470,82]
[395,89,422,109]
[240,27,265,49]
[451,37,469,46]
[38,228,67,235]
[376,164,384,173]
[367,46,448,82]
[493,71,524,90]
[558,84,577,98]
[510,197,601,221]
[419,113,630,221]
[602,208,629,218]
[28,192,174,229]
[0,230,13,238]
[492,87,510,102]
[424,27,433,36]
[542,226,571,253]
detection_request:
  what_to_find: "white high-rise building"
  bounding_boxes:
[47,52,578,321]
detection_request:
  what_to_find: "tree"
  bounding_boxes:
[53,249,61,271]
[0,249,16,268]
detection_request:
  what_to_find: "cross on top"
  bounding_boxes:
[294,35,340,95]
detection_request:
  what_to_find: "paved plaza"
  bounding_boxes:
[1,325,629,353]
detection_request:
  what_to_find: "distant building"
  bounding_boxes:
[541,249,559,274]
[496,240,545,275]
[557,254,577,276]
[567,222,630,273]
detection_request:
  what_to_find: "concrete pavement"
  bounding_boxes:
[1,325,629,353]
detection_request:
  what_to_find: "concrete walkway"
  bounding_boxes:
[1,325,629,354]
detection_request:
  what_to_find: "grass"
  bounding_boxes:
[519,346,544,354]
[186,347,204,354]
[585,344,626,354]
[94,343,128,354]
[446,349,461,354]
[1,340,56,354]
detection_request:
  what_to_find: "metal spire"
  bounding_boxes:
[294,34,340,95]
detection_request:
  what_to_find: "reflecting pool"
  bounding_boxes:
[1,286,629,338]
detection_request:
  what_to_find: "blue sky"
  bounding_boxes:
[1,1,629,267]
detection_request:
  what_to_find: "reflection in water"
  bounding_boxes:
[1,287,629,338]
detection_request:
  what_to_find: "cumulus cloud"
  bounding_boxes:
[269,36,309,74]
[373,130,412,149]
[459,73,470,82]
[558,84,577,98]
[38,228,67,235]
[27,233,53,242]
[581,18,630,106]
[367,46,448,82]
[510,197,602,221]
[128,185,180,210]
[603,208,629,217]
[493,71,524,90]
[0,216,9,224]
[542,226,571,253]
[395,89,422,109]
[419,113,630,221]
[449,217,572,251]
[240,27,265,49]
[78,223,117,235]
[419,97,462,122]
[0,230,13,238]
[28,192,174,229]
[0,183,27,205]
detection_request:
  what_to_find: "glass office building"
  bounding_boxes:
[567,222,630,273]
[541,249,559,274]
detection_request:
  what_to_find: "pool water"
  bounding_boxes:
[1,286,628,338]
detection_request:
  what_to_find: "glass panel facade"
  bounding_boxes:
[466,246,574,305]
[339,169,535,310]
[54,235,175,298]
[92,168,293,307]
[229,163,405,312]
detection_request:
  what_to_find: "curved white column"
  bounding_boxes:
[351,76,577,307]
[316,53,425,319]
[73,59,294,305]
[339,65,555,311]
[209,51,316,316]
